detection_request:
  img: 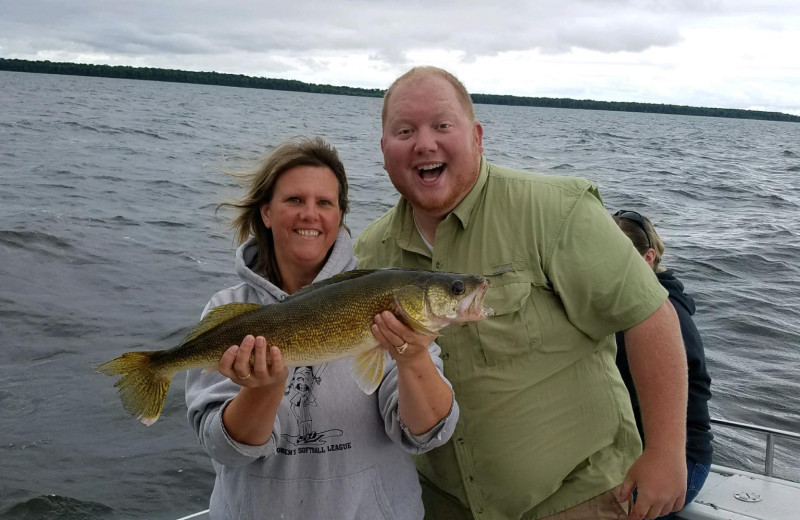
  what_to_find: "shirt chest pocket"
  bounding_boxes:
[469,269,572,365]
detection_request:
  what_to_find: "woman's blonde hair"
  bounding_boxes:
[221,136,349,287]
[612,211,666,272]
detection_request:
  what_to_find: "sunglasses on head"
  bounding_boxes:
[613,210,652,250]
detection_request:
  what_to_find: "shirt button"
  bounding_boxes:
[468,475,474,482]
[457,438,464,444]
[435,262,441,269]
[441,353,449,360]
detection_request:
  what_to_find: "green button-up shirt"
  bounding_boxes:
[355,159,667,519]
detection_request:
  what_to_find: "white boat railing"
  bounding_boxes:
[710,417,800,477]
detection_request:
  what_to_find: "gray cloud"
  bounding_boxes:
[2,0,799,114]
[1,0,694,60]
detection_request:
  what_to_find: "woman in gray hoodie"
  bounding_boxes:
[186,137,459,520]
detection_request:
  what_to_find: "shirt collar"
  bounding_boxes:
[381,197,430,256]
[450,156,489,229]
[381,156,489,251]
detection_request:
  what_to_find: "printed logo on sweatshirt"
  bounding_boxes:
[278,364,351,455]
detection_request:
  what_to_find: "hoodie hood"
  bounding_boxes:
[657,269,696,316]
[234,227,358,302]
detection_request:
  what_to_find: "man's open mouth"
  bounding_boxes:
[418,163,445,182]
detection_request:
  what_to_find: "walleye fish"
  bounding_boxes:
[98,268,493,425]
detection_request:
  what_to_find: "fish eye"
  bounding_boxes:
[451,280,465,295]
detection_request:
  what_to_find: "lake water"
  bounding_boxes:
[1,71,799,519]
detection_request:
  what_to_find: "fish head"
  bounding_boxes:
[394,272,494,333]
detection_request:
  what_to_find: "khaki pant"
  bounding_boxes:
[421,479,629,520]
[539,488,629,520]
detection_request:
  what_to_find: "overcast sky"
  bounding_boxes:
[2,0,799,115]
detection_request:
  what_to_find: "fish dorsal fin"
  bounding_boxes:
[351,347,386,395]
[182,302,262,345]
[287,269,378,299]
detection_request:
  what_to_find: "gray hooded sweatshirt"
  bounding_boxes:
[185,229,459,520]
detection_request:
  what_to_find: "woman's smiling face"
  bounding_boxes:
[260,165,342,278]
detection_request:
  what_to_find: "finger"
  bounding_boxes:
[235,335,255,377]
[380,310,417,339]
[660,497,682,518]
[269,346,286,375]
[617,475,635,503]
[630,494,657,520]
[673,494,686,512]
[252,336,268,378]
[370,322,391,346]
[642,503,660,520]
[655,503,673,519]
[219,345,239,372]
[375,312,405,344]
[628,502,645,520]
[382,311,438,347]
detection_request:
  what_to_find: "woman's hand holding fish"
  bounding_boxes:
[372,311,435,363]
[218,335,289,445]
[219,335,288,389]
[372,311,454,435]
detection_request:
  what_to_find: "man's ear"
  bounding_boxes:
[474,122,484,154]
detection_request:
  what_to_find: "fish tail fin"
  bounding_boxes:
[97,351,172,426]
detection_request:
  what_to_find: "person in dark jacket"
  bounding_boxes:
[613,210,713,519]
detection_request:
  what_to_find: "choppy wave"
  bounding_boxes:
[0,495,114,520]
[2,70,799,516]
[0,229,74,253]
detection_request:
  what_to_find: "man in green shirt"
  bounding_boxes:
[354,66,688,520]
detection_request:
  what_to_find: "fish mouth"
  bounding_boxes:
[459,279,494,320]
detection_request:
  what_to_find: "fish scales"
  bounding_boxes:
[157,272,398,369]
[98,268,494,425]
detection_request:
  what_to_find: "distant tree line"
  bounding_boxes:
[0,58,384,98]
[470,93,800,122]
[2,58,798,123]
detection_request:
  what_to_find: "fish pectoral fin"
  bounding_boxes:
[183,302,262,344]
[351,348,386,395]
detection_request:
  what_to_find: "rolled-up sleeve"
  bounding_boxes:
[377,341,459,454]
[185,369,279,466]
[184,296,279,466]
